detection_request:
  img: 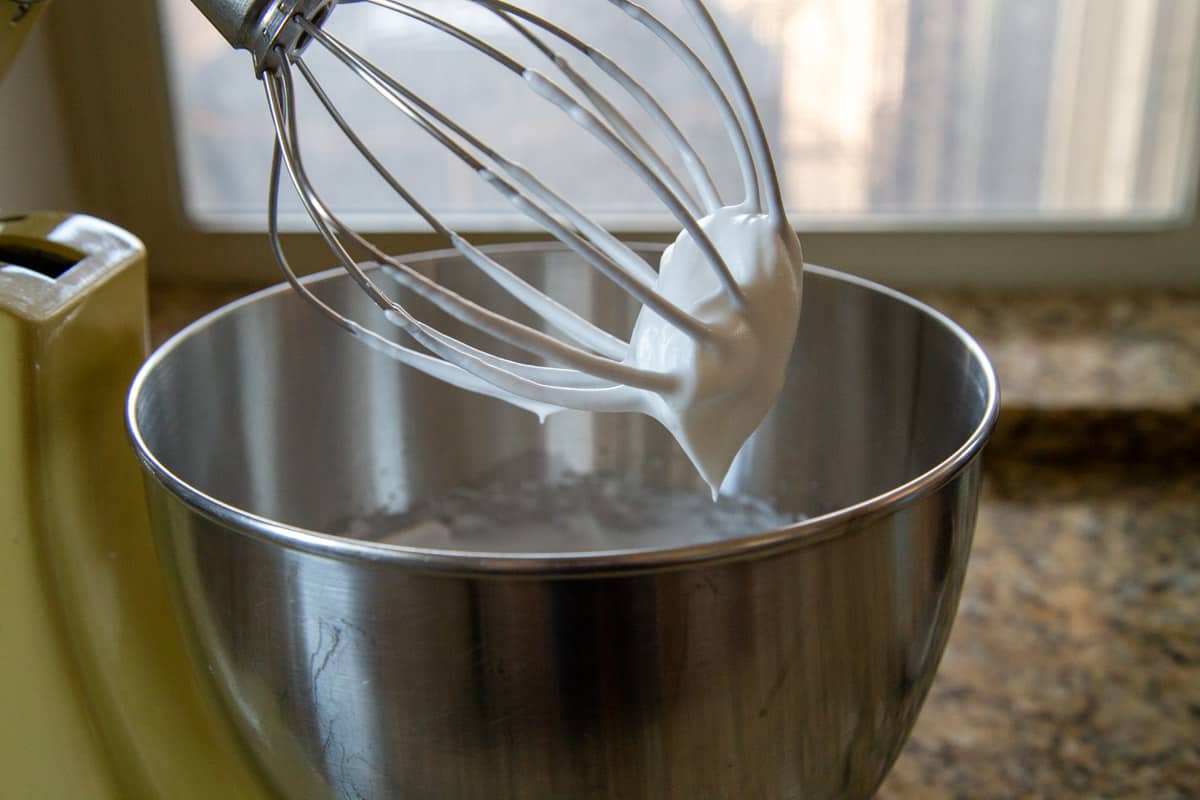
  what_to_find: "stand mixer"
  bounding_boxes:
[1,3,271,795]
[4,2,998,798]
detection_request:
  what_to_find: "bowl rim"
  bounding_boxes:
[127,243,999,577]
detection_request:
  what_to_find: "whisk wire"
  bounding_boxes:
[355,0,747,308]
[269,69,577,396]
[266,139,574,410]
[679,0,786,226]
[467,0,723,214]
[491,11,705,219]
[605,0,761,213]
[294,56,630,358]
[267,62,679,394]
[300,19,716,340]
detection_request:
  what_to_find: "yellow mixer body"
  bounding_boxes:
[0,213,270,798]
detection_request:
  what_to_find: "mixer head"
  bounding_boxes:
[189,0,803,489]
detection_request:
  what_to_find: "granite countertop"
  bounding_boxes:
[882,290,1199,799]
[879,459,1199,799]
[150,285,1200,799]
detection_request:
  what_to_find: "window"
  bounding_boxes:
[38,0,1200,284]
[158,0,1200,231]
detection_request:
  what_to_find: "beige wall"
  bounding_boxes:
[0,20,82,216]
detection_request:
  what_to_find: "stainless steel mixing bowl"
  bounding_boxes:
[128,244,997,800]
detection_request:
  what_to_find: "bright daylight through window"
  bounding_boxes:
[159,0,1200,231]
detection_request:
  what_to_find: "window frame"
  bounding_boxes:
[44,0,1200,287]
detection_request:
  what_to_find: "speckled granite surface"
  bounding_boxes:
[149,285,1200,799]
[878,460,1200,799]
[912,290,1200,412]
[914,290,1200,462]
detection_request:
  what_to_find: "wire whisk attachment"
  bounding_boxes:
[191,0,804,492]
